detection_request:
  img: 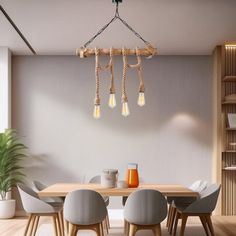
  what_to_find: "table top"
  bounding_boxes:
[38,183,198,198]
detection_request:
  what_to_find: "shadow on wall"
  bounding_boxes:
[12,55,212,148]
[23,154,80,184]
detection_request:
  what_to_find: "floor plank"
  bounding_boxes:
[0,216,235,236]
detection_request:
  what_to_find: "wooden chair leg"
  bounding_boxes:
[166,204,171,227]
[103,219,108,234]
[65,220,69,235]
[100,222,104,236]
[106,214,110,229]
[153,224,162,236]
[105,217,109,233]
[199,216,210,236]
[173,212,180,236]
[52,215,59,236]
[179,214,188,236]
[170,207,177,234]
[124,220,130,236]
[24,214,33,236]
[59,211,65,236]
[68,223,74,236]
[29,215,37,236]
[32,216,40,236]
[167,205,173,230]
[205,215,215,236]
[129,223,137,236]
[56,213,63,236]
[95,223,101,236]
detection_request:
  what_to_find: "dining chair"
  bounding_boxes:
[63,189,107,236]
[33,180,64,203]
[89,175,110,232]
[124,189,167,236]
[167,180,208,234]
[33,180,66,234]
[17,184,64,236]
[173,183,221,236]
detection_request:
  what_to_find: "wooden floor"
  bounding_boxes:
[0,216,236,236]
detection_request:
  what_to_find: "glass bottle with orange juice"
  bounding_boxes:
[126,163,139,188]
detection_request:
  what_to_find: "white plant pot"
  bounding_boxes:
[0,199,16,219]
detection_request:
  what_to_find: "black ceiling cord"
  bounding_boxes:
[0,4,36,55]
[82,0,152,49]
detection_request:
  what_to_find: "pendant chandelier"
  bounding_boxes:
[76,0,157,119]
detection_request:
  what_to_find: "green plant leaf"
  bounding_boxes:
[0,129,28,199]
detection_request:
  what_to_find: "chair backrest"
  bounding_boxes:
[124,189,167,225]
[89,175,101,183]
[189,180,202,190]
[189,180,207,192]
[32,180,64,203]
[33,180,48,191]
[184,184,221,214]
[17,184,54,213]
[64,189,107,225]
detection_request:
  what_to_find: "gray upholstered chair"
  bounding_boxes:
[124,189,167,236]
[173,184,221,236]
[63,189,107,236]
[33,180,64,203]
[89,175,110,233]
[89,176,109,206]
[167,180,208,234]
[17,184,63,236]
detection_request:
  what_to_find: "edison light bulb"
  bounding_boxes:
[108,93,116,108]
[93,105,101,119]
[122,102,130,117]
[138,92,145,107]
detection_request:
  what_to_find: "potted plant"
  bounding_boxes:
[0,129,27,218]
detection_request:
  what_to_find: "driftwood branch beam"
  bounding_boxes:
[77,47,158,58]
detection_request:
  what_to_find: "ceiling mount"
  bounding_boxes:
[112,0,122,4]
[78,0,156,53]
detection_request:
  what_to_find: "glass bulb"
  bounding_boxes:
[93,105,101,119]
[122,102,130,117]
[108,93,116,108]
[137,92,145,107]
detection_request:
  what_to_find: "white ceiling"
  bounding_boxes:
[1,0,236,55]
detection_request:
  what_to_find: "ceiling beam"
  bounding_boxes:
[0,4,36,55]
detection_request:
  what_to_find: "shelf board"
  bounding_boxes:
[223,76,236,82]
[222,101,236,105]
[223,168,236,171]
[223,150,236,153]
[226,128,236,131]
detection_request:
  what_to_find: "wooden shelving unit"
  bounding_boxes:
[214,45,236,215]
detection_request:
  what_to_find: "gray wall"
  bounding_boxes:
[12,55,212,208]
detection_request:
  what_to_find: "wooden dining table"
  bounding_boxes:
[38,183,198,198]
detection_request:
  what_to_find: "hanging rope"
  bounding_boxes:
[122,47,145,93]
[95,47,116,104]
[109,48,115,94]
[136,47,145,93]
[94,48,100,106]
[122,47,128,103]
